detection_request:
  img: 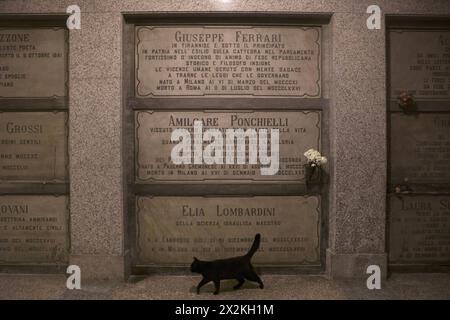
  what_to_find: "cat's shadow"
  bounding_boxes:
[190,279,262,295]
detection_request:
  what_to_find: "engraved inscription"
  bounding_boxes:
[135,110,321,183]
[136,26,321,97]
[0,195,68,264]
[389,195,450,263]
[390,113,450,185]
[390,31,450,101]
[0,28,66,98]
[0,112,68,181]
[136,196,320,265]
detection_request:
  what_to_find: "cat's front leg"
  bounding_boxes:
[196,278,209,294]
[213,280,220,295]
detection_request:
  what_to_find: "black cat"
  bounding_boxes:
[190,233,264,295]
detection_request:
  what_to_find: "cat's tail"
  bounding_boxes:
[246,233,261,258]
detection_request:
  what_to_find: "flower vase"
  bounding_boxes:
[305,164,320,184]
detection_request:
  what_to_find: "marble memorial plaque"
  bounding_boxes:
[135,110,321,183]
[389,195,450,263]
[0,28,67,98]
[136,196,320,265]
[0,112,68,181]
[390,113,450,185]
[390,30,450,101]
[136,26,321,97]
[0,195,69,264]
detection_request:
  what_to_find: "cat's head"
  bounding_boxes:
[190,257,201,273]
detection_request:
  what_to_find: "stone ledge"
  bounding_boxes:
[70,254,124,281]
[326,249,387,279]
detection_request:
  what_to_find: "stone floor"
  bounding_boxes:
[0,273,449,300]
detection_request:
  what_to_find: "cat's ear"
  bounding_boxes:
[193,256,198,261]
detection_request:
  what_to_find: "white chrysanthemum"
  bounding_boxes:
[304,148,321,161]
[303,149,327,166]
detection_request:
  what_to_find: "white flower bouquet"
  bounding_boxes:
[303,149,327,183]
[304,149,327,167]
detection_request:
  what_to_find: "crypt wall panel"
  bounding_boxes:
[125,19,329,271]
[387,24,450,268]
[0,24,69,268]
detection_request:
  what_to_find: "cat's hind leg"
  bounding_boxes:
[244,269,264,289]
[196,277,210,294]
[233,277,245,290]
[213,279,221,295]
